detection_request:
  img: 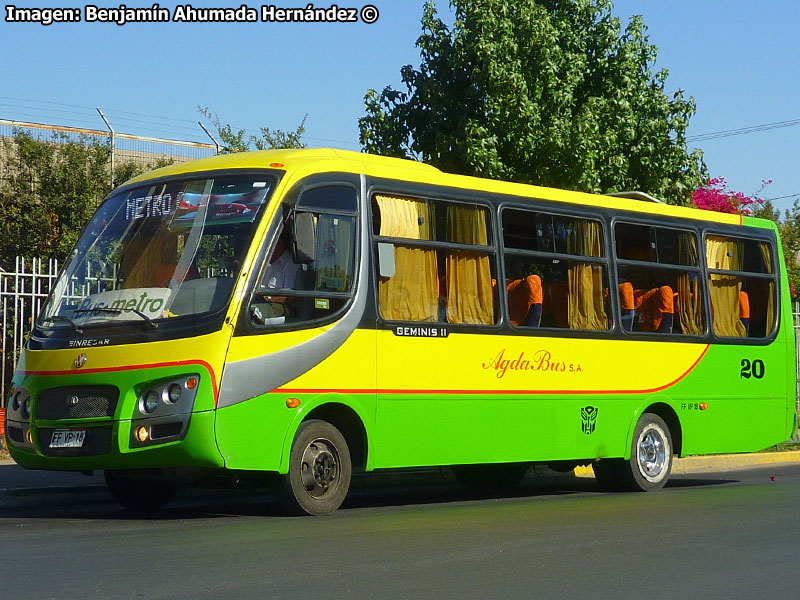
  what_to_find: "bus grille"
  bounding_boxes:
[37,386,119,420]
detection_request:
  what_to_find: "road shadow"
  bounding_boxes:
[0,468,743,521]
[666,477,740,488]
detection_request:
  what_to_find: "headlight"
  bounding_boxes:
[11,392,21,412]
[21,397,31,419]
[141,390,160,414]
[166,383,182,404]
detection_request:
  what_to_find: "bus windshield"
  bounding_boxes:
[39,173,273,330]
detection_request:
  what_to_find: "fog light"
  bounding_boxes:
[135,425,150,442]
[167,383,182,403]
[25,429,33,445]
[142,390,159,414]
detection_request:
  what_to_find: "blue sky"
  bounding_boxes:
[2,1,798,211]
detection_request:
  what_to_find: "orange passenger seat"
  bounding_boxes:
[506,275,543,327]
[740,290,750,336]
[634,285,674,333]
[619,282,635,331]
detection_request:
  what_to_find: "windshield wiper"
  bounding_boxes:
[74,307,159,330]
[41,315,83,335]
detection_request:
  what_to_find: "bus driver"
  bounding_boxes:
[258,232,301,323]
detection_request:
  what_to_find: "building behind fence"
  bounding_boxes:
[1,114,218,185]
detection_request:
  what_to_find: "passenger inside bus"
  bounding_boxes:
[262,232,301,291]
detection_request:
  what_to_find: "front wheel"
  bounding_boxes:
[278,420,352,516]
[594,413,673,492]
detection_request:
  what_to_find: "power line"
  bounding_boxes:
[687,118,800,142]
[765,193,800,202]
[1,96,361,148]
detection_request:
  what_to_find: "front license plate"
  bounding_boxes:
[49,429,86,449]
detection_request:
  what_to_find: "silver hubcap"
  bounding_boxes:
[300,438,339,499]
[637,426,667,482]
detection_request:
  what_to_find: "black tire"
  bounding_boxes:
[104,469,177,512]
[278,420,352,516]
[453,463,528,492]
[592,458,629,492]
[593,413,673,492]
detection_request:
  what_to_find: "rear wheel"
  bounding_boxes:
[104,469,177,512]
[594,413,673,492]
[278,420,352,516]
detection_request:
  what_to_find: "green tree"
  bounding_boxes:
[0,131,174,265]
[113,156,174,188]
[0,131,110,262]
[359,0,706,204]
[199,107,307,152]
[773,200,800,303]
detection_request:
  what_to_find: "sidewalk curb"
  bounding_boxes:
[573,450,800,478]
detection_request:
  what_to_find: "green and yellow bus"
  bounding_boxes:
[4,149,797,515]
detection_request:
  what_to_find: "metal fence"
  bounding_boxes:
[2,257,800,430]
[1,257,59,399]
[0,115,218,185]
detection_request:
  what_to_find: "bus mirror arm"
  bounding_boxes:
[291,211,316,263]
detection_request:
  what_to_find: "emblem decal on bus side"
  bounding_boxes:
[393,326,449,338]
[581,406,598,434]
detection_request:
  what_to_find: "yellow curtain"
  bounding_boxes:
[760,242,775,332]
[123,229,177,288]
[376,195,438,322]
[677,234,704,335]
[566,220,608,330]
[706,235,746,337]
[445,205,494,324]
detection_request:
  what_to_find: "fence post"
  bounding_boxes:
[97,107,115,185]
[1,265,7,406]
[796,301,800,419]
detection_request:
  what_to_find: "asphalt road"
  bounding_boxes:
[1,464,799,600]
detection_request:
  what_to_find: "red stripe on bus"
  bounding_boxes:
[17,359,219,405]
[275,345,710,397]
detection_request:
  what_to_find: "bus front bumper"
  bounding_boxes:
[5,410,224,472]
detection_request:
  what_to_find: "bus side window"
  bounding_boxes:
[615,223,704,336]
[502,208,610,331]
[706,235,776,338]
[248,186,358,328]
[373,194,496,325]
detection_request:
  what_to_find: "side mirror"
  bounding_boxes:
[291,211,316,263]
[377,242,395,277]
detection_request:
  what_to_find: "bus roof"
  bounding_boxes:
[124,147,758,228]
